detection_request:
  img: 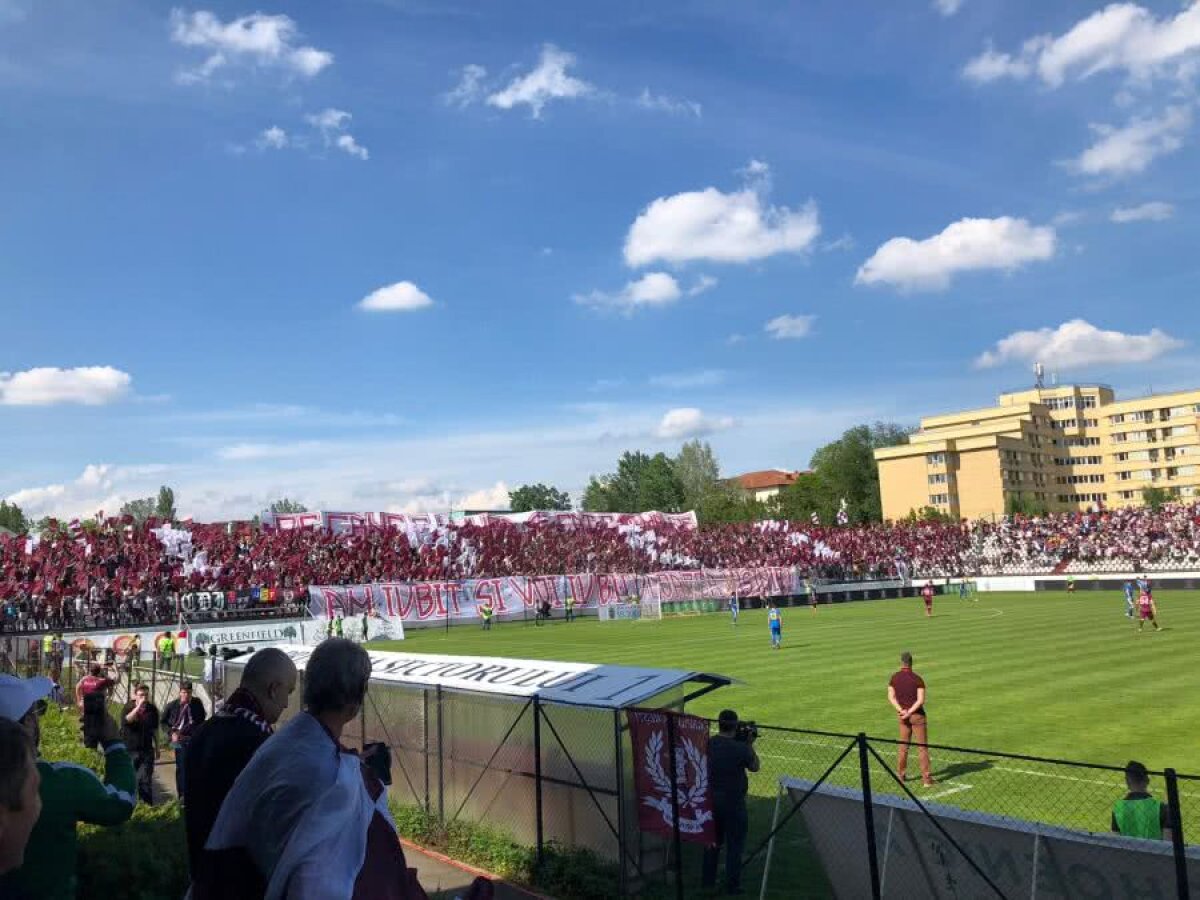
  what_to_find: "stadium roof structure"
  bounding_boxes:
[255,644,733,709]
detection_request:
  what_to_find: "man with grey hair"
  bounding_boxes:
[202,639,426,899]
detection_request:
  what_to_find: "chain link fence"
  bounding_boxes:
[170,653,1200,898]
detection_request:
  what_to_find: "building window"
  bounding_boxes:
[929,493,949,505]
[928,473,948,485]
[926,453,945,465]
[1080,396,1097,409]
[1110,414,1125,425]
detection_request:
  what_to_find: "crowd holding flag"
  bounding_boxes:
[836,498,849,526]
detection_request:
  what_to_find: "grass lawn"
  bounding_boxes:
[376,590,1199,897]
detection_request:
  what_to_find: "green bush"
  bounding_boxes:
[389,802,634,900]
[39,704,190,899]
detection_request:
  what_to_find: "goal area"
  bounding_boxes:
[599,584,664,621]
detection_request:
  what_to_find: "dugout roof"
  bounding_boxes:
[242,644,732,709]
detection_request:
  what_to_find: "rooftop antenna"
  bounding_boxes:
[1034,362,1045,389]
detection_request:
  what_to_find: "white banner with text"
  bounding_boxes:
[309,566,802,623]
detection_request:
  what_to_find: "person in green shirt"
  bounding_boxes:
[333,615,344,638]
[0,674,136,899]
[564,595,576,623]
[1111,760,1171,841]
[480,601,494,630]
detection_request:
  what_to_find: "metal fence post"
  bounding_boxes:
[857,733,882,900]
[1164,768,1189,900]
[436,685,445,823]
[533,696,545,872]
[422,688,431,814]
[614,708,627,897]
[666,712,684,900]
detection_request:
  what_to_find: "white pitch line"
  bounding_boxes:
[926,783,974,801]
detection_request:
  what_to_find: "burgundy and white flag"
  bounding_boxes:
[627,709,715,844]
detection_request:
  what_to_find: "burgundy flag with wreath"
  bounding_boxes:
[627,709,715,844]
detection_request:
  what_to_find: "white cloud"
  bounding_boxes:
[636,88,702,118]
[933,0,963,16]
[1068,106,1190,177]
[306,108,369,160]
[649,370,727,389]
[445,64,487,107]
[458,481,511,511]
[0,366,132,406]
[358,281,435,312]
[1111,201,1175,222]
[764,314,816,340]
[687,274,718,296]
[5,463,123,519]
[1051,210,1086,227]
[656,407,735,440]
[256,125,288,150]
[964,2,1200,87]
[624,161,820,266]
[974,319,1185,369]
[335,134,369,160]
[856,216,1056,292]
[726,333,747,345]
[574,272,681,313]
[963,45,1035,83]
[486,44,593,117]
[169,9,333,85]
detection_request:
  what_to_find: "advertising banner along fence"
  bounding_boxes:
[308,566,803,623]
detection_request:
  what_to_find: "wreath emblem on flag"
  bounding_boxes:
[641,729,713,833]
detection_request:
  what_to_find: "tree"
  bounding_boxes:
[0,500,28,535]
[806,421,913,524]
[1005,493,1048,517]
[581,476,613,512]
[508,484,572,513]
[1142,486,1173,511]
[120,497,157,525]
[637,453,687,512]
[673,440,721,509]
[769,472,834,523]
[904,505,955,523]
[581,450,687,513]
[698,488,767,523]
[269,498,309,514]
[155,485,176,522]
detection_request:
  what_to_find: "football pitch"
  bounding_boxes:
[377,590,1200,895]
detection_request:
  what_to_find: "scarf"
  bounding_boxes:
[220,687,273,736]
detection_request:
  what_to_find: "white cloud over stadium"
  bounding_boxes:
[623,162,820,266]
[0,366,132,406]
[974,319,1185,370]
[856,216,1056,292]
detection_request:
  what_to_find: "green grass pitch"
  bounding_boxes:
[377,591,1199,896]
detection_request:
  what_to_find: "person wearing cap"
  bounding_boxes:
[702,709,760,895]
[1112,761,1172,841]
[0,718,41,880]
[0,673,136,899]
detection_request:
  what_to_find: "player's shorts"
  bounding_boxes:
[1139,606,1153,619]
[923,598,933,606]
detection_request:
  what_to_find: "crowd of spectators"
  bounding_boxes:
[3,503,1200,632]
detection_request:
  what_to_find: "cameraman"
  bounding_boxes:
[0,674,135,899]
[702,709,760,895]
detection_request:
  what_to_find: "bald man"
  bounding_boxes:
[184,648,298,892]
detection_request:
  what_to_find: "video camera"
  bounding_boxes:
[734,720,759,743]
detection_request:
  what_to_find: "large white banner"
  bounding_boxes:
[309,566,802,623]
[262,509,698,534]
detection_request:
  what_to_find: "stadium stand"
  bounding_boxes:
[3,503,1200,632]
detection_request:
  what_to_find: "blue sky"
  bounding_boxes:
[2,0,1199,519]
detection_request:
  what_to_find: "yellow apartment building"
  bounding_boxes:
[875,383,1200,521]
